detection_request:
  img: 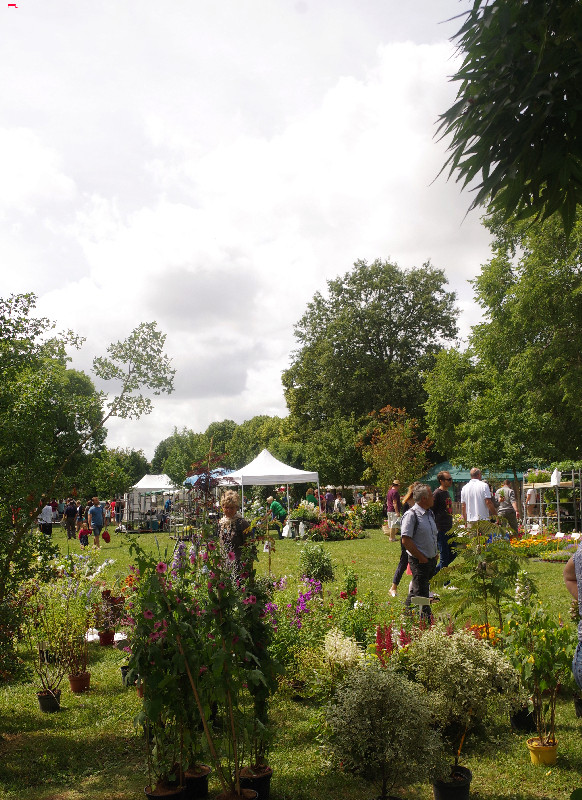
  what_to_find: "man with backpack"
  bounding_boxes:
[401,484,439,620]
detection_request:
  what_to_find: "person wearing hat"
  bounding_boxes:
[267,495,287,522]
[386,480,402,516]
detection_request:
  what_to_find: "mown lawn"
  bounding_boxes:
[0,525,580,799]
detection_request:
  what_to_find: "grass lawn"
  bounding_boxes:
[0,525,580,799]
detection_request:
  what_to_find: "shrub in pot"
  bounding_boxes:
[403,626,521,788]
[502,603,574,762]
[21,578,78,710]
[325,661,446,800]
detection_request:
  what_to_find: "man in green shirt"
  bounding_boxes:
[267,495,287,522]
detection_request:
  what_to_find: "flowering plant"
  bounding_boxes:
[502,603,575,746]
[288,501,319,522]
[92,587,125,633]
[126,514,278,796]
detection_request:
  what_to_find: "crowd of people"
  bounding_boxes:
[37,496,125,548]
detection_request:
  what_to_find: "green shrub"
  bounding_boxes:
[326,662,445,800]
[361,501,383,528]
[298,543,335,582]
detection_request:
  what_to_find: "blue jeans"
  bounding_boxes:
[435,529,456,572]
[573,642,582,690]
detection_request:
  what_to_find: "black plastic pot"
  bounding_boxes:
[239,767,273,800]
[121,665,137,687]
[37,689,61,713]
[510,705,537,733]
[432,766,472,800]
[182,764,211,799]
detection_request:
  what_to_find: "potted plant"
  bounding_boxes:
[65,587,92,693]
[93,587,125,645]
[325,661,445,800]
[403,626,521,798]
[21,578,72,712]
[502,603,575,765]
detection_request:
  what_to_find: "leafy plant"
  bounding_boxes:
[403,626,521,769]
[433,520,525,632]
[326,662,445,800]
[298,543,335,582]
[288,502,319,522]
[502,603,575,746]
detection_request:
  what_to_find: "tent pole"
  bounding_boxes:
[317,479,321,513]
[286,484,289,516]
[241,481,244,514]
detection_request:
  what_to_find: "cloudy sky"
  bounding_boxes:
[1,0,491,459]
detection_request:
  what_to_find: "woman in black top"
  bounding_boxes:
[389,482,418,598]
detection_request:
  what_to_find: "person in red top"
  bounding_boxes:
[386,480,401,514]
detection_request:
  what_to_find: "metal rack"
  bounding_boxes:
[522,467,582,532]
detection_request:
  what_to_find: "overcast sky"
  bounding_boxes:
[1,0,490,460]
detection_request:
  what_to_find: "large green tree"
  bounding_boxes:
[282,259,458,428]
[0,296,175,607]
[440,0,582,233]
[424,211,582,470]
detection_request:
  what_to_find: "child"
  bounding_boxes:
[78,525,90,548]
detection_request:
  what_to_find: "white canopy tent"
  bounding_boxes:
[126,474,180,524]
[220,449,319,510]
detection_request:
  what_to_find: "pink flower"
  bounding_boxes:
[199,666,208,675]
[207,541,216,551]
[228,550,236,562]
[218,582,226,590]
[248,595,257,604]
[201,551,208,561]
[156,562,167,574]
[189,554,196,564]
[207,581,213,591]
[144,609,154,619]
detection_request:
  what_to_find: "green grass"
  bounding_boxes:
[1,526,581,799]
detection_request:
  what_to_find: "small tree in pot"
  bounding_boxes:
[403,626,521,791]
[502,603,574,761]
[325,661,446,800]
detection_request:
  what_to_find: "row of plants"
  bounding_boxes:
[17,551,127,710]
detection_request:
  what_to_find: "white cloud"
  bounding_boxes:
[2,2,488,459]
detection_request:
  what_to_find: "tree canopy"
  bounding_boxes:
[439,0,582,233]
[424,211,582,470]
[0,294,175,608]
[282,259,458,428]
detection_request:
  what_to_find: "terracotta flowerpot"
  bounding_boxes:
[527,737,558,766]
[98,629,115,646]
[68,671,91,693]
[240,766,272,800]
[37,689,61,713]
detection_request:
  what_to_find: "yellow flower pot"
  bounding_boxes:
[526,737,557,765]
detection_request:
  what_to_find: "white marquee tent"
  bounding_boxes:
[127,474,180,521]
[220,449,320,508]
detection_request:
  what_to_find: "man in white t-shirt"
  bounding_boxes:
[461,468,497,524]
